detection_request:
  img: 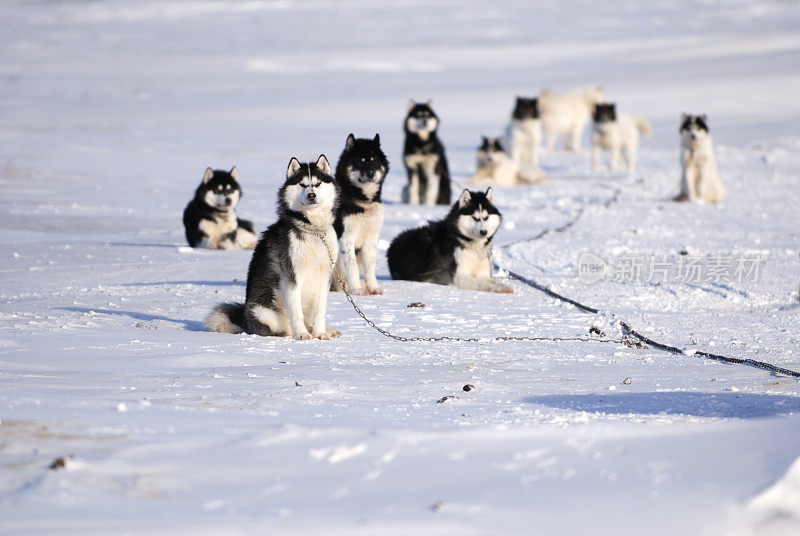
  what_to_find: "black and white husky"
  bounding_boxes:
[387,188,512,293]
[333,133,389,295]
[205,156,342,340]
[402,100,451,205]
[591,103,652,174]
[470,135,546,186]
[505,97,542,167]
[183,166,257,250]
[676,114,724,203]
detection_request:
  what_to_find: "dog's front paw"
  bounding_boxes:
[493,284,514,294]
[326,328,342,338]
[366,287,383,295]
[295,332,313,341]
[315,332,330,341]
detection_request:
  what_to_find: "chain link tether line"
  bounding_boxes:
[500,268,800,378]
[315,232,630,346]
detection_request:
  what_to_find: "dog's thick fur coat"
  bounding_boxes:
[205,156,342,340]
[539,86,605,153]
[387,188,512,293]
[333,133,389,295]
[591,103,652,173]
[469,136,546,186]
[402,100,451,205]
[183,167,257,250]
[676,114,724,203]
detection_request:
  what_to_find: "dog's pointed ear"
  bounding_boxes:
[426,98,433,108]
[203,167,214,183]
[700,114,707,122]
[485,187,494,203]
[681,113,688,121]
[373,133,380,145]
[229,166,239,180]
[287,157,302,179]
[458,189,472,208]
[408,99,416,111]
[345,133,356,150]
[315,154,331,176]
[481,135,489,145]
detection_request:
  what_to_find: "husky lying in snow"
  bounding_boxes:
[469,136,546,186]
[332,133,389,295]
[206,156,342,340]
[676,114,725,203]
[591,103,652,173]
[183,166,257,250]
[387,188,513,293]
[402,100,451,206]
[539,85,605,154]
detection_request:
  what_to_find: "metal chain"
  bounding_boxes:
[315,232,630,346]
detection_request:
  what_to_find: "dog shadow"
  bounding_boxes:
[60,307,205,331]
[106,242,185,249]
[121,280,244,287]
[524,391,800,419]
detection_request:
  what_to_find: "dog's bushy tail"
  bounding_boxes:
[636,118,653,138]
[205,302,245,334]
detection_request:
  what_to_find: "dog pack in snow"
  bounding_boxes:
[183,88,725,340]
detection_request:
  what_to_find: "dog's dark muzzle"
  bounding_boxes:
[358,170,376,183]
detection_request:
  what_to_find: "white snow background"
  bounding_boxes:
[1,1,800,534]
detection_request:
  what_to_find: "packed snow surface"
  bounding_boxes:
[1,1,799,534]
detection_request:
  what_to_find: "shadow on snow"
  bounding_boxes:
[524,391,800,419]
[60,306,205,331]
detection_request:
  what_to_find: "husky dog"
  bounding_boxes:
[387,188,512,293]
[539,86,605,153]
[332,133,389,295]
[591,103,652,173]
[468,136,544,186]
[402,100,451,205]
[183,166,257,250]
[205,155,342,340]
[505,97,542,167]
[676,114,724,203]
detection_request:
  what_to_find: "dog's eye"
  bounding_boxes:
[313,182,321,188]
[361,158,365,162]
[370,157,374,161]
[472,216,480,222]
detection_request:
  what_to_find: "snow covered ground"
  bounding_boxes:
[1,1,800,534]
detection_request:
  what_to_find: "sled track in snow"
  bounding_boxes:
[494,186,800,378]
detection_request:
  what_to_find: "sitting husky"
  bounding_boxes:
[183,166,257,250]
[505,97,542,166]
[332,133,389,295]
[205,155,342,340]
[591,103,652,174]
[402,100,451,205]
[539,85,605,153]
[676,114,724,203]
[468,136,545,186]
[387,188,512,293]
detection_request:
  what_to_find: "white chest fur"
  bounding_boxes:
[405,153,438,169]
[342,202,383,247]
[453,242,491,279]
[199,211,237,244]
